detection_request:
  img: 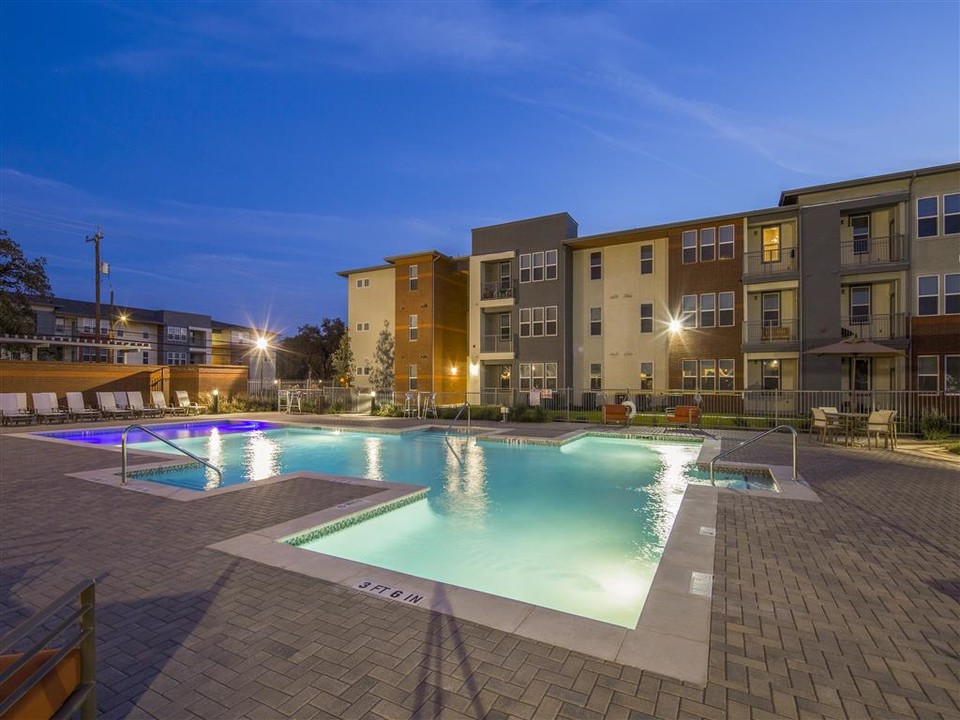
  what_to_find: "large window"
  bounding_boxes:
[589,307,602,336]
[699,228,715,262]
[917,356,938,392]
[532,307,544,336]
[718,291,735,327]
[682,230,697,264]
[718,225,735,259]
[639,362,654,390]
[519,254,531,283]
[589,251,602,280]
[166,326,188,342]
[590,363,602,390]
[761,226,781,263]
[946,193,960,235]
[851,215,870,255]
[850,286,870,324]
[545,249,558,280]
[640,245,653,274]
[519,252,556,283]
[640,303,654,333]
[918,275,939,316]
[166,351,187,365]
[762,292,781,327]
[681,360,698,390]
[520,306,557,337]
[532,251,545,282]
[917,197,938,237]
[700,359,716,390]
[718,359,735,390]
[409,365,418,391]
[519,362,558,390]
[762,359,781,390]
[499,313,511,340]
[408,265,419,291]
[946,356,959,394]
[408,314,418,341]
[699,293,715,328]
[519,308,531,337]
[545,306,558,335]
[681,295,697,328]
[945,273,960,314]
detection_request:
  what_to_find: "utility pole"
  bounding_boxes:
[85,227,103,359]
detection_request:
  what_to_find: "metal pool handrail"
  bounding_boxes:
[445,402,471,435]
[709,424,798,484]
[121,424,223,486]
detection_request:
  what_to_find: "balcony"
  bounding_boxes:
[480,334,513,354]
[839,235,905,270]
[840,313,909,341]
[742,319,799,345]
[481,279,515,303]
[743,247,798,281]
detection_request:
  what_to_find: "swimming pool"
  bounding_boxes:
[41,421,773,626]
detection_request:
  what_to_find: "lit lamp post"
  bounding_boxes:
[212,388,219,414]
[255,336,268,398]
[370,390,376,416]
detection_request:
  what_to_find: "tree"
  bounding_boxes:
[331,331,355,387]
[369,320,395,395]
[276,318,346,381]
[0,230,52,336]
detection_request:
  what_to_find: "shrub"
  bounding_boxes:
[377,403,405,417]
[920,408,951,440]
[945,441,960,455]
[508,404,547,423]
[197,392,277,413]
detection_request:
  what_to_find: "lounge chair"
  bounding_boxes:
[95,392,134,419]
[175,391,203,415]
[65,392,102,421]
[151,391,186,416]
[0,393,35,425]
[866,409,897,450]
[31,392,69,423]
[127,391,163,418]
[810,407,841,444]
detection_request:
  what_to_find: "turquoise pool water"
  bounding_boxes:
[41,423,774,626]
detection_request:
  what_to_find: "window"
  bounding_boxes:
[917,356,938,392]
[945,193,960,235]
[639,362,654,391]
[590,363,602,390]
[408,314,418,341]
[718,292,735,327]
[718,225,735,259]
[143,331,150,339]
[699,293,716,328]
[681,295,697,328]
[355,322,370,332]
[917,197,938,237]
[682,230,697,264]
[589,251,602,280]
[532,251,545,282]
[946,274,960,314]
[545,362,558,390]
[918,275,939,316]
[545,306,558,336]
[640,303,653,333]
[718,359,735,391]
[520,308,531,337]
[851,215,870,255]
[853,357,871,391]
[142,352,149,365]
[519,254,531,283]
[762,292,780,327]
[762,359,781,390]
[850,286,871,324]
[355,278,370,288]
[700,359,716,391]
[81,318,95,334]
[408,265,419,291]
[499,365,511,389]
[545,249,558,280]
[54,317,65,335]
[409,365,418,391]
[699,228,715,262]
[640,245,653,274]
[499,313,511,340]
[166,351,187,365]
[115,353,124,364]
[946,356,959,394]
[499,262,511,291]
[761,226,781,263]
[589,307,601,336]
[681,360,698,390]
[532,307,545,337]
[520,362,557,390]
[166,326,187,342]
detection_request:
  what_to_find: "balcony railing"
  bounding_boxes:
[743,318,799,344]
[481,280,514,301]
[840,313,908,341]
[743,247,799,277]
[839,235,905,267]
[480,334,513,353]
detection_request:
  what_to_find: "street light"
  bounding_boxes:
[255,336,269,397]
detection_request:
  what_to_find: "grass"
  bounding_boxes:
[945,442,960,455]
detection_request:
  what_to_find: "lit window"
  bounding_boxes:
[640,244,653,274]
[699,228,715,262]
[532,252,545,282]
[700,359,716,391]
[718,359,735,391]
[640,303,653,333]
[589,251,602,280]
[519,253,531,283]
[850,286,871,324]
[409,365,418,391]
[946,356,959,394]
[946,274,960,314]
[682,230,697,264]
[762,226,781,263]
[589,307,601,336]
[917,355,938,392]
[519,308,531,337]
[408,314,418,341]
[639,362,654,391]
[762,359,781,390]
[718,292,735,327]
[718,225,735,259]
[590,363,602,390]
[917,197,938,237]
[545,306,558,336]
[681,360,698,390]
[681,295,697,328]
[699,293,715,328]
[918,276,939,316]
[408,265,419,291]
[945,194,960,235]
[545,249,558,280]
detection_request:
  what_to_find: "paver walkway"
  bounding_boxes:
[1,417,958,719]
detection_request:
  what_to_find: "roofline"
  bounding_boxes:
[779,162,960,206]
[472,211,577,232]
[382,249,452,264]
[336,263,395,278]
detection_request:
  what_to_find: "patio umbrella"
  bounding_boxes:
[804,338,905,412]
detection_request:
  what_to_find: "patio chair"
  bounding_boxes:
[403,392,417,418]
[127,391,163,418]
[95,392,134,419]
[175,391,203,415]
[0,393,35,425]
[31,392,69,423]
[866,409,897,450]
[810,407,841,444]
[151,390,187,416]
[65,392,102,421]
[422,392,438,419]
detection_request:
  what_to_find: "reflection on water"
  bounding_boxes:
[203,427,224,490]
[441,438,489,525]
[364,436,383,480]
[649,444,691,546]
[244,430,281,481]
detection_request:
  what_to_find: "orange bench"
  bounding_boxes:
[666,405,701,428]
[601,404,629,425]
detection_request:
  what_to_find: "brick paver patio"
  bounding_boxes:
[1,416,958,719]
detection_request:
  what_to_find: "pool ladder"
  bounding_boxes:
[709,424,798,484]
[121,424,223,487]
[444,403,471,467]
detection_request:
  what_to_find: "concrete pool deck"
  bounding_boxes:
[1,413,958,719]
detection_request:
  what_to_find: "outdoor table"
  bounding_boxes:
[834,412,869,446]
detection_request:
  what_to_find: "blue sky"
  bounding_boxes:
[2,1,958,335]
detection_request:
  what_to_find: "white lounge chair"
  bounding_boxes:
[65,392,102,421]
[96,392,134,419]
[175,391,203,415]
[31,392,69,423]
[866,409,897,450]
[151,391,186,416]
[0,393,35,425]
[127,391,163,418]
